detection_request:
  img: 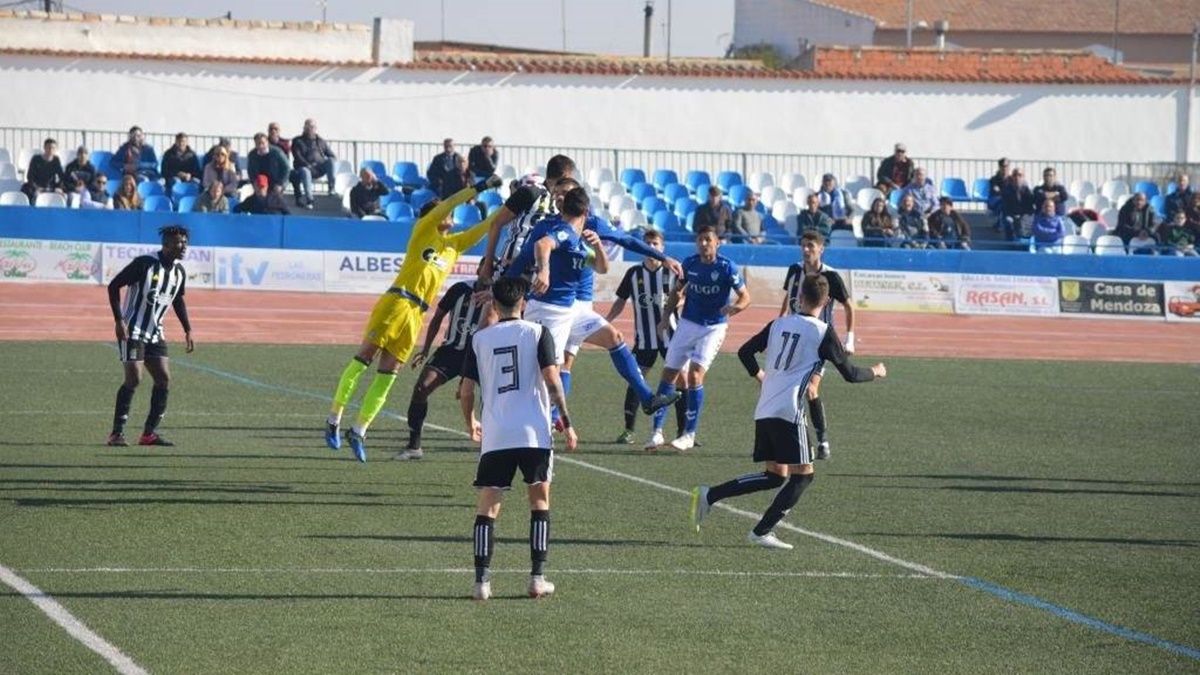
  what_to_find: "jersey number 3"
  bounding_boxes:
[493,346,520,393]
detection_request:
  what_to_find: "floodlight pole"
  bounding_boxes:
[666,0,672,65]
[905,0,913,48]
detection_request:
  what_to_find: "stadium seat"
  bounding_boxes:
[759,185,786,206]
[587,166,614,191]
[1062,196,1079,212]
[683,170,711,196]
[674,197,697,220]
[0,162,15,181]
[1061,234,1090,255]
[1083,194,1110,211]
[341,189,353,215]
[496,164,518,182]
[771,201,799,235]
[662,183,690,205]
[1094,234,1126,255]
[379,190,405,208]
[630,181,657,207]
[1079,220,1107,246]
[171,181,200,202]
[0,178,18,194]
[1131,181,1159,199]
[969,177,991,203]
[1098,207,1119,227]
[728,184,752,208]
[393,161,428,189]
[641,195,667,217]
[358,214,385,221]
[618,208,645,229]
[791,187,810,205]
[716,170,743,192]
[779,172,806,194]
[409,188,437,214]
[598,180,625,204]
[608,194,636,220]
[33,192,67,208]
[386,201,415,221]
[0,148,10,166]
[1149,194,1167,218]
[620,168,646,191]
[142,195,172,212]
[176,195,197,213]
[360,159,388,179]
[940,178,971,202]
[1069,180,1096,200]
[693,183,713,202]
[855,187,884,212]
[477,190,504,211]
[1100,180,1129,202]
[843,175,872,196]
[652,169,678,193]
[746,171,774,193]
[1115,194,1133,211]
[105,180,122,199]
[15,149,36,178]
[137,181,165,200]
[0,191,29,206]
[652,210,683,232]
[828,229,859,248]
[333,172,359,196]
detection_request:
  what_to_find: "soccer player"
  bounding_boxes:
[105,225,194,447]
[779,231,855,460]
[602,228,688,445]
[459,276,577,601]
[325,175,504,462]
[477,154,576,282]
[691,274,886,549]
[650,225,752,452]
[395,276,486,461]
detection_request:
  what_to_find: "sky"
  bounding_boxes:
[48,0,738,58]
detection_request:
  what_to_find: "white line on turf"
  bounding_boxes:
[0,563,148,675]
[21,567,939,580]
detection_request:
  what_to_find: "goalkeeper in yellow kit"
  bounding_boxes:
[326,176,504,462]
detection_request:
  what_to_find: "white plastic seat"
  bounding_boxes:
[588,167,614,191]
[361,214,387,221]
[771,201,799,235]
[1079,220,1106,246]
[15,149,36,177]
[843,175,872,196]
[1098,207,1119,227]
[341,189,353,215]
[0,162,15,180]
[855,187,884,212]
[0,148,11,165]
[759,185,786,206]
[333,172,358,196]
[608,194,636,220]
[746,171,775,193]
[0,179,21,193]
[1094,235,1127,255]
[333,159,353,178]
[598,180,625,204]
[1062,196,1079,212]
[1101,180,1129,202]
[779,172,807,194]
[1061,234,1090,255]
[828,229,859,248]
[1069,180,1096,200]
[497,164,518,182]
[1083,194,1110,211]
[35,192,67,208]
[791,187,811,205]
[1114,194,1131,211]
[620,209,648,230]
[0,191,30,206]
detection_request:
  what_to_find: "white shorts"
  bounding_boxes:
[564,301,594,357]
[664,318,726,371]
[524,300,606,365]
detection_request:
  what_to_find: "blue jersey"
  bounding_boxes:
[504,217,593,308]
[575,217,666,303]
[679,254,744,326]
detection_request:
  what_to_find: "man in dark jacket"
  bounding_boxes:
[1031,167,1070,216]
[350,168,390,218]
[235,174,291,215]
[999,169,1034,240]
[1114,192,1161,245]
[426,138,463,199]
[875,143,913,196]
[248,133,291,194]
[467,136,498,182]
[1166,174,1193,220]
[21,137,65,203]
[111,126,159,181]
[291,118,337,208]
[161,132,202,194]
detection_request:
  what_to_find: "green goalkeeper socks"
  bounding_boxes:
[330,358,369,421]
[354,371,397,432]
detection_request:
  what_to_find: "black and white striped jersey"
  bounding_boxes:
[782,262,848,325]
[461,318,558,454]
[435,281,485,351]
[738,314,874,424]
[614,263,678,351]
[496,185,555,271]
[108,253,189,344]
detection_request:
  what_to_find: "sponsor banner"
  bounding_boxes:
[1164,281,1200,323]
[955,274,1059,316]
[850,269,955,314]
[1058,278,1165,318]
[102,243,216,289]
[322,251,485,295]
[214,247,325,292]
[0,238,101,284]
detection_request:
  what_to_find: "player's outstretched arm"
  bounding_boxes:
[819,327,884,382]
[581,229,609,274]
[448,208,503,253]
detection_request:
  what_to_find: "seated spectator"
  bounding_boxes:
[112,175,142,211]
[267,122,291,156]
[21,137,65,203]
[161,132,201,194]
[1114,192,1160,246]
[875,142,913,196]
[895,193,928,248]
[1030,198,1067,253]
[203,137,240,171]
[1031,166,1069,215]
[999,168,1034,240]
[1163,211,1197,256]
[248,132,291,199]
[69,174,112,210]
[1187,192,1200,229]
[440,154,471,199]
[426,137,463,199]
[816,173,854,230]
[730,192,764,244]
[796,193,834,238]
[860,197,901,248]
[203,145,239,197]
[291,118,336,207]
[1128,228,1158,255]
[694,186,733,238]
[63,146,95,195]
[468,136,498,182]
[350,168,389,218]
[196,179,228,213]
[112,126,159,181]
[1165,173,1193,220]
[927,197,971,250]
[1068,207,1100,229]
[235,175,290,215]
[987,157,1009,216]
[899,167,936,216]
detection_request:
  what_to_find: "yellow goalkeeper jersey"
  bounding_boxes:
[388,187,497,308]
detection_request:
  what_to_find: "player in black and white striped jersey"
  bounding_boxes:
[603,229,689,446]
[105,225,195,447]
[396,277,487,461]
[477,154,576,284]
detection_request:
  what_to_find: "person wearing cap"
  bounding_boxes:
[927,196,971,250]
[694,186,734,238]
[875,142,914,196]
[816,174,854,231]
[234,174,291,215]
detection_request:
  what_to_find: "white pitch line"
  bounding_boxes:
[0,563,148,675]
[21,567,939,580]
[3,410,321,417]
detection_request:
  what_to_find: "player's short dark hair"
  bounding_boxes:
[419,199,441,218]
[643,228,663,242]
[801,230,825,247]
[545,154,575,181]
[492,276,529,310]
[555,177,581,192]
[562,187,590,218]
[695,225,717,239]
[800,273,829,308]
[159,225,190,240]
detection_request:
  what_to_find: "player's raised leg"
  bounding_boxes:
[578,318,678,415]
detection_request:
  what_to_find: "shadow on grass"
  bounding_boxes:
[830,472,1200,488]
[0,589,482,602]
[855,532,1200,548]
[13,497,461,509]
[858,483,1197,498]
[303,533,733,549]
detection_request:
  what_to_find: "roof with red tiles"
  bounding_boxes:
[805,46,1150,83]
[814,0,1198,35]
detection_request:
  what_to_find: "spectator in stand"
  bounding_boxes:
[291,118,337,208]
[1114,192,1160,246]
[350,167,390,218]
[900,167,937,216]
[1166,174,1193,220]
[247,133,291,206]
[161,132,201,195]
[235,174,290,215]
[203,137,240,171]
[875,142,914,196]
[1184,192,1200,229]
[70,174,112,210]
[267,122,291,156]
[797,193,834,238]
[860,197,900,247]
[203,145,239,198]
[730,192,764,244]
[1030,198,1067,253]
[112,126,159,181]
[694,186,733,239]
[816,173,854,230]
[63,146,96,195]
[21,137,65,203]
[927,197,971,250]
[112,175,142,211]
[440,154,471,199]
[1031,167,1069,216]
[1128,228,1158,255]
[999,168,1034,241]
[895,193,928,248]
[987,157,1009,217]
[468,136,498,182]
[196,179,228,213]
[426,137,463,199]
[1163,211,1197,256]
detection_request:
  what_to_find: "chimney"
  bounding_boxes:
[643,2,654,57]
[935,19,949,50]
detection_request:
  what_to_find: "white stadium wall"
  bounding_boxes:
[0,55,1194,164]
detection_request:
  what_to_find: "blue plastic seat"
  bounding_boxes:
[171,181,200,201]
[693,183,713,202]
[393,161,428,189]
[630,181,657,207]
[409,188,437,214]
[674,197,697,220]
[662,183,689,205]
[1149,194,1167,218]
[379,190,406,208]
[137,181,165,200]
[684,170,711,195]
[105,180,122,198]
[940,177,971,202]
[89,151,113,171]
[360,160,388,180]
[728,184,752,208]
[620,168,647,191]
[652,210,682,232]
[1133,181,1159,199]
[176,195,197,213]
[386,201,415,221]
[888,188,902,209]
[970,177,991,202]
[478,190,504,211]
[652,169,678,193]
[452,203,482,227]
[716,171,743,192]
[642,195,667,217]
[142,195,172,212]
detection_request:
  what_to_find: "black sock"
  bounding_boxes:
[407,398,428,448]
[143,386,169,435]
[674,395,688,437]
[622,387,639,432]
[112,385,135,435]
[473,515,495,583]
[753,473,814,536]
[707,471,785,505]
[530,510,549,576]
[809,397,827,443]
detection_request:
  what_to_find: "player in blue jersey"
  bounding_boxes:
[650,225,751,452]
